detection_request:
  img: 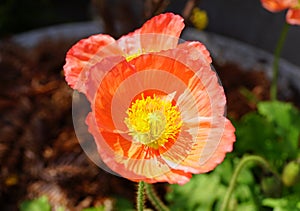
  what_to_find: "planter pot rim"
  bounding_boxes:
[12,21,103,49]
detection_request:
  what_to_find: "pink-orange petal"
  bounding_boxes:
[140,13,184,52]
[192,119,235,173]
[85,56,126,102]
[142,169,192,185]
[177,41,212,64]
[169,118,235,174]
[286,8,300,25]
[129,53,195,87]
[85,113,146,180]
[63,34,122,93]
[141,13,184,38]
[92,58,137,131]
[87,112,192,184]
[260,0,297,12]
[151,43,225,116]
[117,13,184,57]
[117,29,142,57]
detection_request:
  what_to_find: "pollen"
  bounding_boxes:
[124,94,182,149]
[125,49,143,61]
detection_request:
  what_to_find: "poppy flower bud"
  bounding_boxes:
[282,161,300,187]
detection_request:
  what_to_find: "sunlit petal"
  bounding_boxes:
[64,34,122,93]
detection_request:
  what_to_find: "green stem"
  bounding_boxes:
[137,181,145,211]
[270,22,290,101]
[145,183,170,211]
[220,155,280,211]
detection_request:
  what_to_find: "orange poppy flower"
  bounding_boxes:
[261,0,300,25]
[64,13,235,184]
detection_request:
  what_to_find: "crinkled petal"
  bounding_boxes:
[142,46,235,174]
[117,29,142,57]
[140,13,184,37]
[194,119,235,173]
[151,41,225,116]
[286,8,300,25]
[140,13,184,52]
[85,113,145,180]
[86,112,192,184]
[92,58,137,132]
[165,117,235,174]
[177,41,212,64]
[63,34,122,93]
[85,56,126,102]
[117,13,184,57]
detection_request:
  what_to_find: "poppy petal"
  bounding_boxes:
[154,42,226,116]
[86,112,193,184]
[85,56,127,101]
[91,58,137,132]
[141,13,184,37]
[195,119,235,172]
[140,13,185,52]
[117,29,142,58]
[260,0,297,12]
[85,113,145,179]
[286,8,300,25]
[64,34,122,93]
[117,13,184,58]
[177,41,212,64]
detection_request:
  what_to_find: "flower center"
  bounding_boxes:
[124,94,182,149]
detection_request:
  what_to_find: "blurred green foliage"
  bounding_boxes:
[20,196,52,211]
[235,101,300,170]
[19,195,134,211]
[166,100,300,211]
[166,156,261,211]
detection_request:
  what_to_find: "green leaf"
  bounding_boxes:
[166,157,260,211]
[258,101,300,156]
[82,206,105,211]
[234,101,300,169]
[20,196,51,211]
[166,172,225,211]
[114,196,135,211]
[257,101,300,131]
[262,194,300,211]
[234,112,277,160]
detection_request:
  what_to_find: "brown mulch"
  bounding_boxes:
[0,40,135,211]
[0,37,295,210]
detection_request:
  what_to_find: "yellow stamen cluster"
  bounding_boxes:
[124,94,182,149]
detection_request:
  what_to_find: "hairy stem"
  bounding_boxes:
[137,181,145,211]
[145,183,170,211]
[270,23,290,101]
[220,155,280,211]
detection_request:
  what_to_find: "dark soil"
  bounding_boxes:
[0,37,297,210]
